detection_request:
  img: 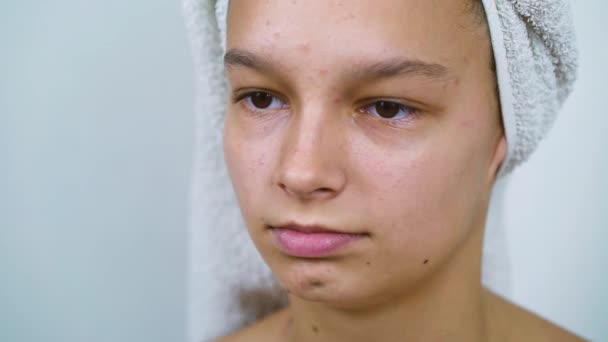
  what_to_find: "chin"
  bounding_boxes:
[271,258,384,309]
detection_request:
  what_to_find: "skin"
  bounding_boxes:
[218,0,584,341]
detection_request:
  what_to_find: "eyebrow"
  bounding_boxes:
[224,48,451,81]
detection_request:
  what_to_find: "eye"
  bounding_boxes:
[361,100,416,120]
[241,91,286,111]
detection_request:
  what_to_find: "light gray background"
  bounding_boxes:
[0,1,606,341]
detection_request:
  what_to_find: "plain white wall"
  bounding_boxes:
[0,1,192,341]
[0,1,606,341]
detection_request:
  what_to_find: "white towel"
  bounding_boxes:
[183,1,578,341]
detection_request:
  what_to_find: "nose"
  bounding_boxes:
[273,111,346,201]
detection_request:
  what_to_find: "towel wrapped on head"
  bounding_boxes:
[183,0,578,341]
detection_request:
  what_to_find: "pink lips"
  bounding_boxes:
[270,224,366,258]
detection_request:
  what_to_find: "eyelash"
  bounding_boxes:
[233,91,288,113]
[357,100,418,122]
[232,91,419,123]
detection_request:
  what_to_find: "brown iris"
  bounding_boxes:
[375,101,402,118]
[250,92,273,109]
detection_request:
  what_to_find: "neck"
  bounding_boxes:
[283,224,491,342]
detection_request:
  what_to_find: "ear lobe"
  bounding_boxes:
[488,135,507,182]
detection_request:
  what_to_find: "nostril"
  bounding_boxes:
[277,181,336,200]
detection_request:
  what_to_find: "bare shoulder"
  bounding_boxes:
[485,289,586,342]
[211,309,290,342]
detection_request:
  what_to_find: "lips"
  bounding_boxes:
[269,223,367,258]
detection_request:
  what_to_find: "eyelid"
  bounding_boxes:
[231,88,288,105]
[357,96,418,109]
[354,98,422,128]
[358,98,420,116]
[231,89,290,118]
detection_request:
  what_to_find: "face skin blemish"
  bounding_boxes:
[281,316,294,339]
[424,259,429,265]
[296,43,310,53]
[310,280,323,287]
[312,325,319,334]
[459,119,476,128]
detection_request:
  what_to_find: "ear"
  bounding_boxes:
[487,134,507,182]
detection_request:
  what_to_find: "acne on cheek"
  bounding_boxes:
[359,150,451,232]
[457,109,495,133]
[226,139,266,179]
[296,43,310,53]
[246,150,269,174]
[245,157,266,175]
[458,119,477,128]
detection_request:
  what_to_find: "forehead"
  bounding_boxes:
[226,0,480,74]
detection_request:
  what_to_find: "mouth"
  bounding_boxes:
[268,222,369,258]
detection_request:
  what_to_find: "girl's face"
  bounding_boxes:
[223,0,506,309]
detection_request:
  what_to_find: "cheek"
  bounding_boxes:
[351,138,480,267]
[223,119,273,217]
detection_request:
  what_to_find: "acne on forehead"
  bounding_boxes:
[227,0,483,50]
[226,0,494,100]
